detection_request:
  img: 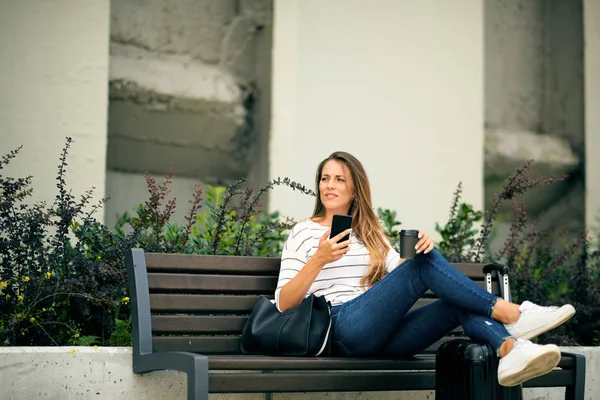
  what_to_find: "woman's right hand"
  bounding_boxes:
[313,228,352,265]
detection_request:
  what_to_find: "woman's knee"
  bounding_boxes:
[420,248,443,260]
[415,248,446,266]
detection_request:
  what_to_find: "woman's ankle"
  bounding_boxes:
[498,338,516,358]
[492,299,521,324]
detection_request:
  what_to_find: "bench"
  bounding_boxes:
[125,248,586,400]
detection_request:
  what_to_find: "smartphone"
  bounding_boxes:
[330,214,352,243]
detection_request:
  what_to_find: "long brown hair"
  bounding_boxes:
[312,151,390,288]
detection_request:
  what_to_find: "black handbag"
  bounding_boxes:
[240,294,332,356]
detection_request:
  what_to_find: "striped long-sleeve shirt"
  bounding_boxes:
[274,219,401,310]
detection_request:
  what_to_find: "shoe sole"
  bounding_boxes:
[516,305,576,341]
[498,346,561,387]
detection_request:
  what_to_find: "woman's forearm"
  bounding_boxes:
[278,256,325,311]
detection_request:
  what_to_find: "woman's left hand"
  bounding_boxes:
[416,230,434,254]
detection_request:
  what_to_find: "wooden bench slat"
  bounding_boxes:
[151,314,462,335]
[452,263,490,279]
[207,354,436,370]
[147,274,498,295]
[150,294,265,313]
[152,335,469,355]
[144,255,492,279]
[155,349,575,372]
[149,295,463,317]
[205,353,576,372]
[150,295,441,314]
[209,371,437,393]
[153,336,242,354]
[147,273,277,293]
[152,315,246,334]
[424,280,500,296]
[145,253,280,274]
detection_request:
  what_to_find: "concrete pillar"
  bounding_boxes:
[269,0,484,236]
[105,0,273,227]
[584,0,600,234]
[0,1,110,221]
[484,0,586,250]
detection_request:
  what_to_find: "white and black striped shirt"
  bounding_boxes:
[275,219,401,309]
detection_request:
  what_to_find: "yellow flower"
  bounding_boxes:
[93,345,99,351]
[5,294,10,300]
[68,348,77,356]
[45,272,52,279]
[29,317,35,323]
[0,281,6,289]
[122,297,130,305]
[16,313,22,319]
[22,276,30,282]
[17,295,23,302]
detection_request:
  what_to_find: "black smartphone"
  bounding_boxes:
[330,214,352,243]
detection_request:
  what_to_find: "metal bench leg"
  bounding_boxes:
[562,352,586,400]
[188,356,209,400]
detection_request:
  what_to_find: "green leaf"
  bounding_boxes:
[71,335,101,346]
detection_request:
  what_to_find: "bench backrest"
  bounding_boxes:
[126,248,501,356]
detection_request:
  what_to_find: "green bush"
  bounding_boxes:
[0,138,311,347]
[117,173,298,257]
[434,162,600,346]
[377,207,402,250]
[0,139,128,346]
[434,182,483,263]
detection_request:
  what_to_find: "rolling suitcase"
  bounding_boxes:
[436,339,522,400]
[435,262,523,400]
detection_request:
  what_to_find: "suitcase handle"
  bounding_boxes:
[483,261,511,302]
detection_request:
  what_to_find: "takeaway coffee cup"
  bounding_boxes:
[399,230,419,259]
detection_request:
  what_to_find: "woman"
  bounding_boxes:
[275,151,575,387]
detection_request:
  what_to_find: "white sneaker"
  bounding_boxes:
[504,301,575,340]
[498,339,561,387]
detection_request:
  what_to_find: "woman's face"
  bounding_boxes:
[319,160,355,216]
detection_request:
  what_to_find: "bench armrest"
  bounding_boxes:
[134,351,209,400]
[133,350,207,373]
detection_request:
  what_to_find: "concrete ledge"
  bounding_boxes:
[0,346,597,399]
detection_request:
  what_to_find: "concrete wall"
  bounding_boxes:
[0,1,111,221]
[1,347,598,399]
[105,0,273,226]
[269,0,484,236]
[484,0,586,251]
[485,0,584,147]
[485,0,545,134]
[585,0,600,234]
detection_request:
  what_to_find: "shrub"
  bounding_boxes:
[0,138,311,346]
[434,182,483,263]
[116,174,309,257]
[0,139,128,346]
[377,207,402,250]
[436,161,600,346]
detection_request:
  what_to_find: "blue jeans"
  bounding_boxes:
[330,249,511,357]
